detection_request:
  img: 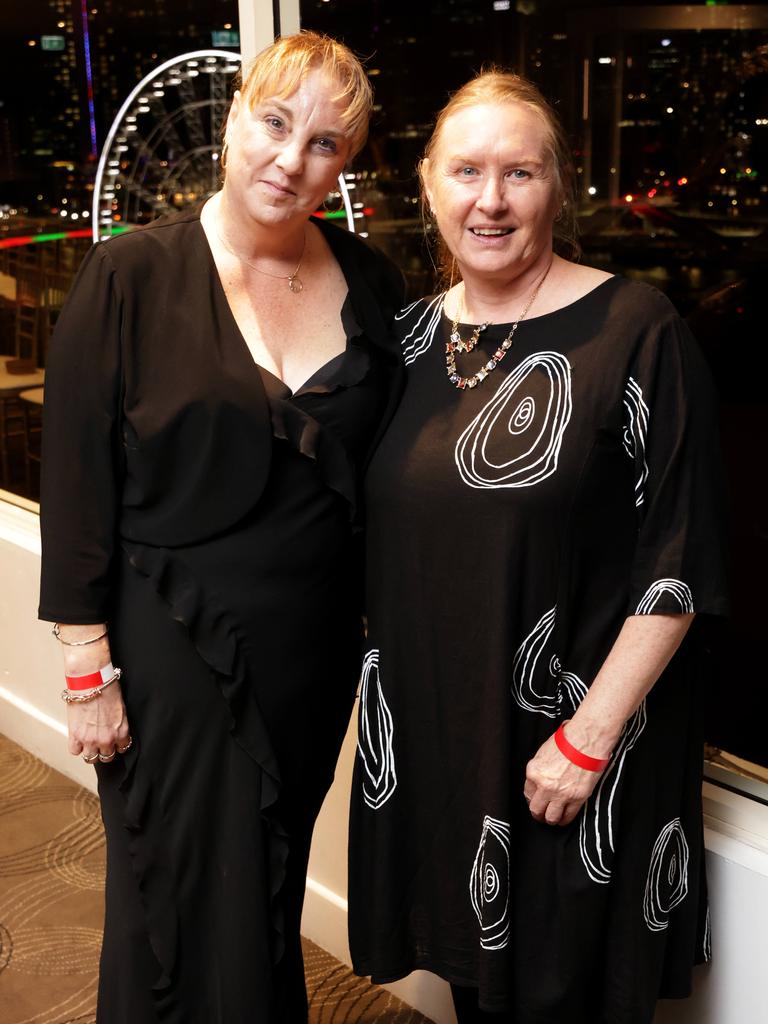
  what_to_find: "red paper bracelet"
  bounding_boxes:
[65,663,115,691]
[554,722,611,772]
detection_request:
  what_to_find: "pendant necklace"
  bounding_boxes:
[216,224,306,294]
[446,260,553,389]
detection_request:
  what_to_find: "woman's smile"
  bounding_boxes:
[423,100,559,284]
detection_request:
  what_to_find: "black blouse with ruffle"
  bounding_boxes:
[38,207,405,623]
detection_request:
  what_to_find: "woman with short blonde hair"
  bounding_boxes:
[40,31,403,1023]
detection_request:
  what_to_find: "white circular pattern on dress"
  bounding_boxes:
[511,607,559,717]
[511,606,586,718]
[643,818,690,932]
[469,816,511,951]
[579,701,647,885]
[622,376,650,508]
[398,296,445,366]
[455,351,573,489]
[509,396,536,433]
[635,578,694,615]
[357,649,398,811]
[484,863,500,901]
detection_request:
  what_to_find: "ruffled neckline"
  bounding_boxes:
[259,337,371,401]
[258,338,372,518]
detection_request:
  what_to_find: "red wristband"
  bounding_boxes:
[554,722,611,772]
[65,663,115,691]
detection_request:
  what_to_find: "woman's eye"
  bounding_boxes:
[510,168,530,180]
[459,166,477,177]
[265,116,284,131]
[316,137,337,153]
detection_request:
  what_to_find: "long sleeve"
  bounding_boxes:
[39,244,123,623]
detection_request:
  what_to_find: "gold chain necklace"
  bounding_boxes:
[216,225,306,294]
[446,262,553,389]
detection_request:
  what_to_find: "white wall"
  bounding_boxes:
[0,496,95,791]
[1,495,766,1024]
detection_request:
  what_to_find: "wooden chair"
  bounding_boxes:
[13,301,41,363]
[19,388,43,497]
[0,361,45,491]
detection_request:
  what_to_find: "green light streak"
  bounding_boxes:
[28,226,132,244]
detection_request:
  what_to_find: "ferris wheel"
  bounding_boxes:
[92,50,240,241]
[92,49,356,243]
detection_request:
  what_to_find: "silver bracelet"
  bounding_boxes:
[52,623,108,646]
[61,668,122,704]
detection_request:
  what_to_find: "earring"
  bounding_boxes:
[448,256,457,291]
[323,190,344,213]
[220,141,228,171]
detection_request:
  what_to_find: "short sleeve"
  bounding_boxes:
[38,244,123,624]
[624,314,728,618]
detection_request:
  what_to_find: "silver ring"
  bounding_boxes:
[116,736,133,754]
[82,752,100,764]
[98,750,117,763]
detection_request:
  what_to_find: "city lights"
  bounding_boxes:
[2,1,765,265]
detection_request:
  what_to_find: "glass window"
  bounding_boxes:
[1,0,766,796]
[300,0,768,795]
[1,1,239,500]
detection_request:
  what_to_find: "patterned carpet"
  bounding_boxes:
[0,734,432,1023]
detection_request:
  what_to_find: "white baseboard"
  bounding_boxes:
[301,874,351,966]
[300,875,455,1024]
[0,684,97,793]
[0,492,40,554]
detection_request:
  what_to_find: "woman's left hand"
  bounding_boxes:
[523,734,604,826]
[523,614,696,826]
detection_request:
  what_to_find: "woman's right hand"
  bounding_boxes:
[66,682,131,764]
[58,624,132,764]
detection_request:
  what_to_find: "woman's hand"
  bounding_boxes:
[67,682,131,764]
[524,733,604,826]
[57,624,132,764]
[523,613,695,827]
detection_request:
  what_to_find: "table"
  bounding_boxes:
[18,386,44,406]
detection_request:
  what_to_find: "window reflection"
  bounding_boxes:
[299,1,768,788]
[0,0,766,789]
[0,0,239,497]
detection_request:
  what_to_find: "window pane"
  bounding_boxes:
[300,0,768,790]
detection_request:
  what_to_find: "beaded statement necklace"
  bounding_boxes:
[446,261,553,389]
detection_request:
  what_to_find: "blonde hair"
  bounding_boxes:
[420,70,580,283]
[238,31,373,157]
